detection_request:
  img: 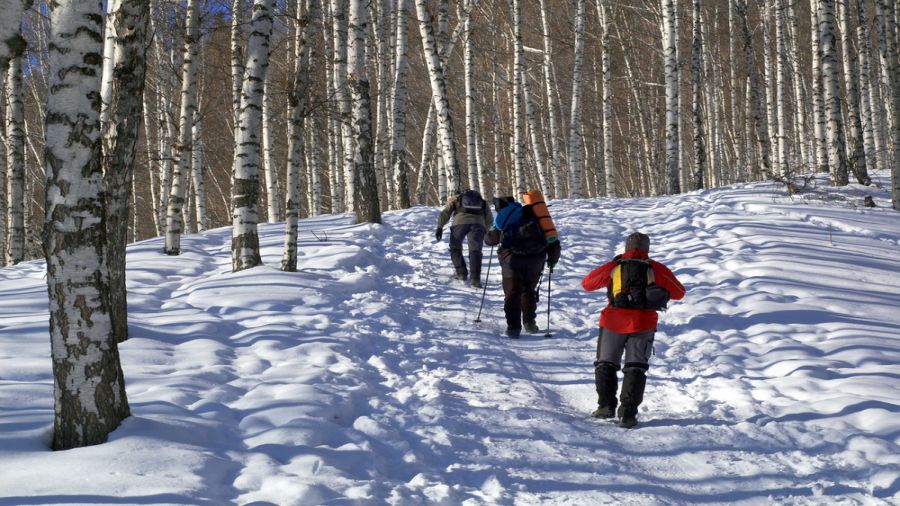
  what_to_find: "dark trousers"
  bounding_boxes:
[499,254,544,330]
[593,328,653,415]
[449,224,485,281]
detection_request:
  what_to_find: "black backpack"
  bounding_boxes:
[501,205,547,256]
[607,258,670,310]
[459,190,485,215]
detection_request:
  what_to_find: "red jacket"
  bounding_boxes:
[581,249,685,334]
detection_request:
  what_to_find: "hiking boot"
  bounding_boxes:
[616,405,638,428]
[471,279,482,288]
[591,406,615,419]
[505,327,521,338]
[523,321,540,333]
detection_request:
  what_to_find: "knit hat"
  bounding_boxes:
[625,232,650,253]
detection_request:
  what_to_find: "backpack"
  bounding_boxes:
[495,203,546,256]
[459,190,485,215]
[607,258,670,310]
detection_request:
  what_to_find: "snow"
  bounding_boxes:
[2,176,899,505]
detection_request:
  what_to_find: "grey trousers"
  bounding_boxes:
[594,328,655,371]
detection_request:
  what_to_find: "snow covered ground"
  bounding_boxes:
[1,176,899,505]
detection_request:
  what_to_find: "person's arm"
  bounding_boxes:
[436,196,457,230]
[581,260,616,292]
[546,239,561,269]
[482,201,493,229]
[652,262,685,300]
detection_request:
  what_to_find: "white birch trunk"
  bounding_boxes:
[464,2,478,192]
[875,0,895,151]
[0,1,31,73]
[819,0,850,185]
[839,0,871,184]
[308,121,322,215]
[763,0,778,172]
[775,0,789,177]
[164,0,200,255]
[349,0,381,223]
[391,0,411,208]
[6,55,24,264]
[812,0,829,171]
[567,0,586,198]
[540,0,561,198]
[511,0,526,195]
[262,73,280,222]
[663,0,680,194]
[887,0,900,209]
[857,0,884,176]
[99,0,117,132]
[283,0,319,271]
[597,0,615,197]
[691,0,706,190]
[231,0,275,271]
[788,2,808,173]
[332,0,355,213]
[191,110,207,231]
[44,0,130,450]
[231,0,244,134]
[414,0,461,195]
[737,0,774,180]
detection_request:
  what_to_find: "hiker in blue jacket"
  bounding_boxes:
[484,197,561,338]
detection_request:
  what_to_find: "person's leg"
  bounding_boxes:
[592,328,626,417]
[502,273,524,334]
[618,330,654,427]
[520,258,544,328]
[448,225,468,280]
[467,225,485,286]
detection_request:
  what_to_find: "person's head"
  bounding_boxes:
[625,232,650,253]
[493,196,516,212]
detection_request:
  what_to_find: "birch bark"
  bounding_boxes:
[811,0,828,171]
[839,0,871,184]
[44,0,130,450]
[103,0,150,344]
[390,0,411,208]
[736,0,774,181]
[0,0,31,73]
[598,0,614,197]
[567,0,586,198]
[5,55,24,264]
[663,0,680,194]
[231,0,275,271]
[691,0,706,190]
[540,0,561,198]
[164,0,200,255]
[819,0,850,185]
[414,0,461,195]
[349,0,381,223]
[775,0,789,177]
[857,0,884,176]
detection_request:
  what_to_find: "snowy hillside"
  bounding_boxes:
[1,178,899,505]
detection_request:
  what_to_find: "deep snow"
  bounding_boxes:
[1,177,898,505]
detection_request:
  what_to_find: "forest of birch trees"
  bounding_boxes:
[1,0,899,448]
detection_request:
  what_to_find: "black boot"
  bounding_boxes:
[591,362,618,418]
[618,368,646,428]
[469,251,483,287]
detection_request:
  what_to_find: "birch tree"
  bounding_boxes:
[887,0,900,209]
[191,109,207,231]
[691,0,706,190]
[811,0,828,172]
[0,0,32,73]
[261,74,280,222]
[415,0,461,195]
[774,0,789,177]
[232,0,275,271]
[511,0,526,195]
[464,0,479,193]
[736,0,774,182]
[597,0,614,197]
[390,0,411,208]
[819,0,850,185]
[6,54,24,264]
[662,0,680,194]
[231,0,244,134]
[567,0,586,198]
[857,0,884,176]
[839,0,870,185]
[349,0,381,223]
[164,0,200,255]
[43,0,130,450]
[332,0,355,212]
[283,0,319,272]
[540,0,561,198]
[103,0,150,344]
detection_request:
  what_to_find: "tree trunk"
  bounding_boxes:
[662,0,680,194]
[231,0,244,135]
[597,0,615,197]
[262,73,280,222]
[737,0,775,182]
[164,0,200,255]
[283,0,319,272]
[102,0,149,345]
[464,1,479,192]
[332,0,355,213]
[775,0,789,177]
[567,0,586,198]
[511,0,526,195]
[691,0,706,190]
[0,0,31,73]
[540,0,561,198]
[44,0,130,450]
[839,0,871,184]
[231,0,275,272]
[857,0,884,177]
[414,0,461,195]
[819,0,850,185]
[6,55,25,264]
[390,0,411,208]
[349,0,381,223]
[191,109,207,231]
[811,0,828,172]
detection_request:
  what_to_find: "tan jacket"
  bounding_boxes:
[436,193,493,229]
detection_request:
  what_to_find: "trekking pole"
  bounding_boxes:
[544,268,553,337]
[474,245,494,323]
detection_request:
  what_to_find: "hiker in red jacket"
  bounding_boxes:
[581,232,685,428]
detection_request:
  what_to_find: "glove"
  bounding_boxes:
[547,261,556,273]
[435,228,443,241]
